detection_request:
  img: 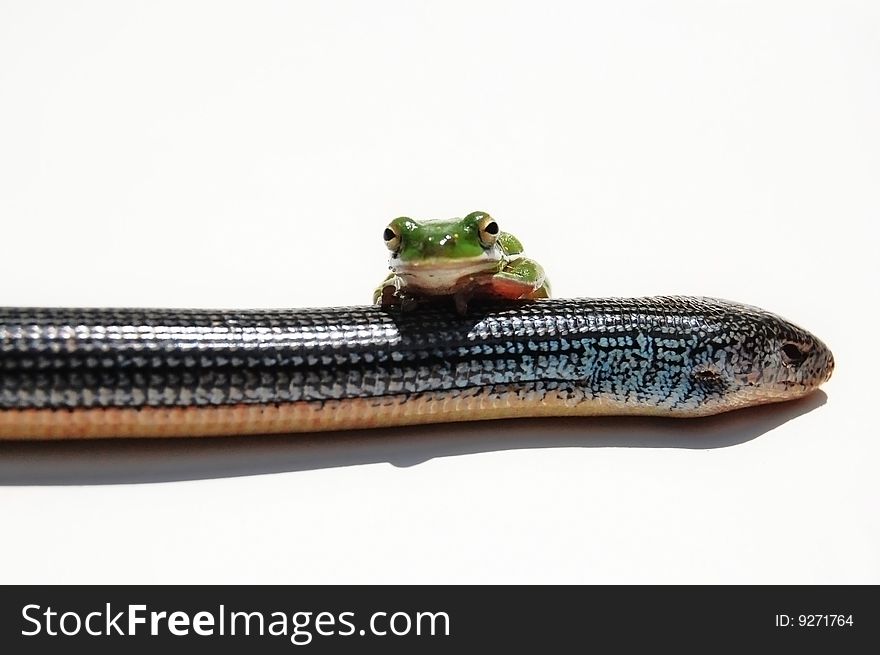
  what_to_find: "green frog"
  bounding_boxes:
[374,211,550,313]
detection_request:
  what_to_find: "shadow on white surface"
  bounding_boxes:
[0,391,826,485]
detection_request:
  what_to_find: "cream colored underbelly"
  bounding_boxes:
[396,259,499,294]
[0,385,811,440]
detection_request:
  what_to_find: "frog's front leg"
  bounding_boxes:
[373,272,397,305]
[374,273,420,310]
[482,257,551,300]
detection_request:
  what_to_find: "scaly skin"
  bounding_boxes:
[0,297,833,439]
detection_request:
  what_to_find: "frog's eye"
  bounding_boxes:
[383,224,401,252]
[477,214,500,248]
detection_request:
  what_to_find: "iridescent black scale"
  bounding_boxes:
[0,297,826,412]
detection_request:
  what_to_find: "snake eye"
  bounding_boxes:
[476,214,500,248]
[781,343,806,366]
[383,225,401,252]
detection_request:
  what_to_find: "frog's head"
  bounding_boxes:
[383,211,504,293]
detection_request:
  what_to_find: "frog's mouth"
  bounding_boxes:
[392,256,502,294]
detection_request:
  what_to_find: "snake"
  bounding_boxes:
[0,297,833,439]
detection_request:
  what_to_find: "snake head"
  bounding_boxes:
[690,299,834,412]
[733,306,832,407]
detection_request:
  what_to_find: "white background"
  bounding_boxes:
[0,1,877,583]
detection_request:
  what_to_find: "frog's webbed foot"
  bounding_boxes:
[380,290,420,312]
[375,274,401,306]
[377,283,399,307]
[375,276,422,312]
[395,294,421,312]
